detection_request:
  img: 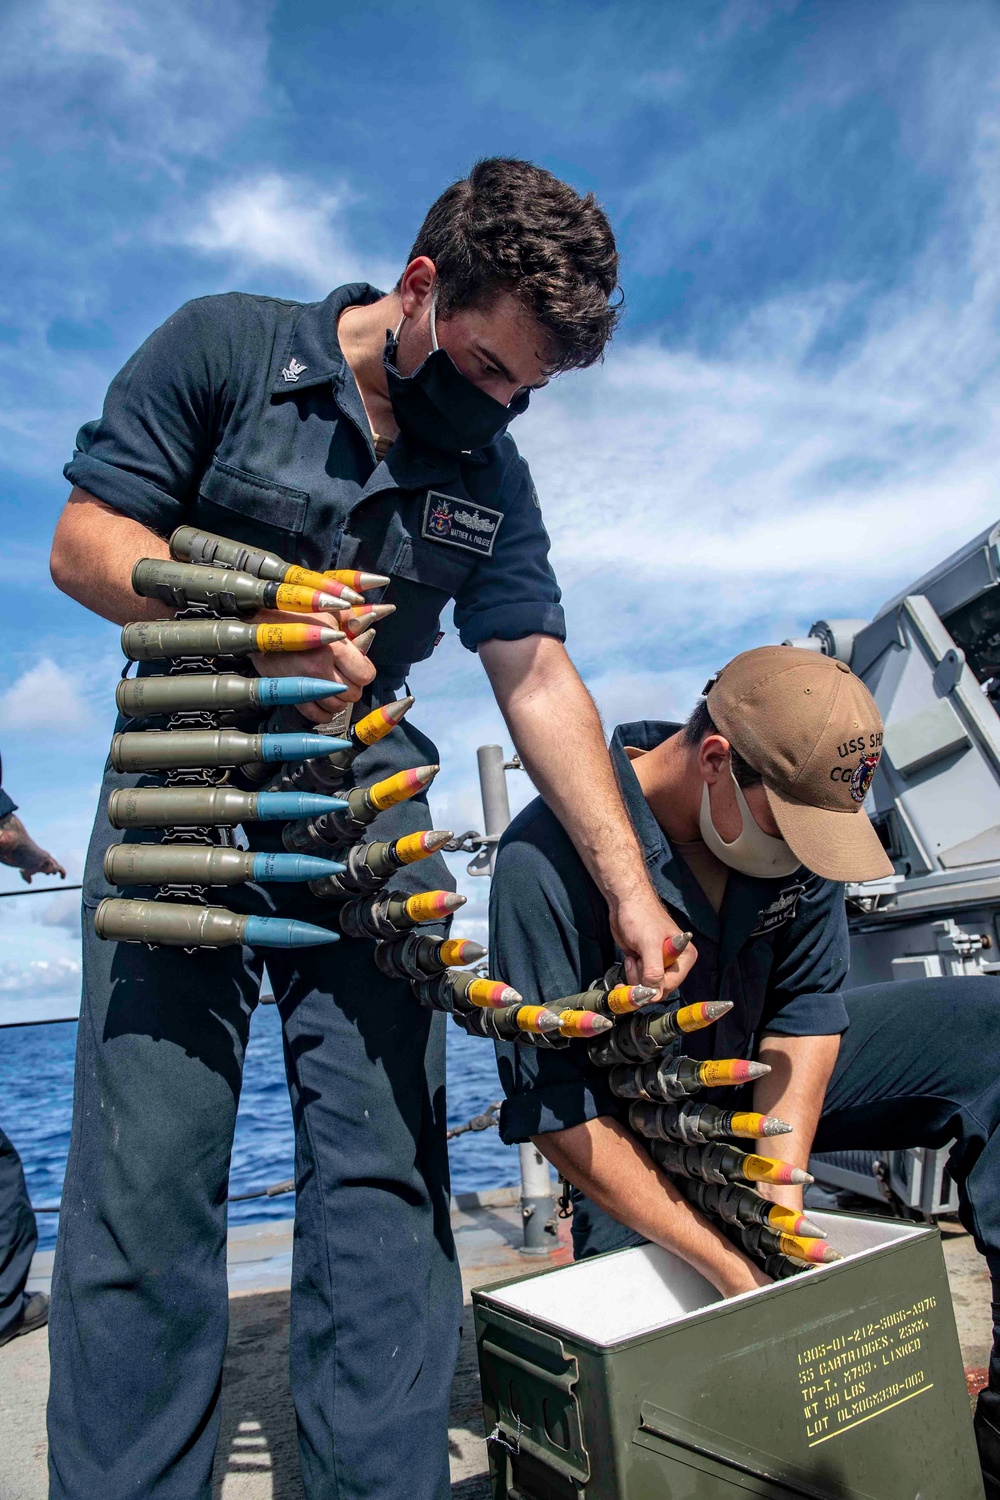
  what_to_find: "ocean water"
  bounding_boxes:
[1,1003,519,1253]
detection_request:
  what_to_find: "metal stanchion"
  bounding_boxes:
[476,745,556,1254]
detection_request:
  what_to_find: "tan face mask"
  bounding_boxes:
[698,767,801,879]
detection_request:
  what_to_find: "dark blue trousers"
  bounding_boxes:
[0,1127,37,1337]
[571,977,1000,1286]
[47,716,462,1500]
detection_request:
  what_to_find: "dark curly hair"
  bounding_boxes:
[403,158,622,372]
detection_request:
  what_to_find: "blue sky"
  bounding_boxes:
[1,0,999,1018]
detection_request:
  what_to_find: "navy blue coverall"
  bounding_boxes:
[51,285,565,1500]
[0,780,41,1343]
[490,722,1000,1337]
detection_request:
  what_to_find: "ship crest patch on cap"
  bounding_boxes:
[850,752,880,804]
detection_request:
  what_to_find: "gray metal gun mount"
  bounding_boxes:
[784,520,1000,1218]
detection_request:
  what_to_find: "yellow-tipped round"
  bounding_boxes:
[253,622,344,652]
[465,978,522,1009]
[515,1006,562,1034]
[281,564,364,600]
[402,890,465,924]
[352,698,414,748]
[674,1001,733,1034]
[556,1010,613,1038]
[393,830,452,865]
[776,1234,842,1265]
[366,765,438,812]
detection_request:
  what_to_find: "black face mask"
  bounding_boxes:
[383,310,530,454]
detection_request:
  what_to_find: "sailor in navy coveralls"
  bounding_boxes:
[488,647,1000,1494]
[46,161,696,1499]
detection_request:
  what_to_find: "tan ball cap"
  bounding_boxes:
[706,645,893,883]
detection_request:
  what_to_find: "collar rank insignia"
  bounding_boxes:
[281,357,307,383]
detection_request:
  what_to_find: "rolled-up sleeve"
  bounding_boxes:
[63,296,232,535]
[453,451,566,651]
[0,788,18,820]
[759,874,851,1036]
[488,799,618,1143]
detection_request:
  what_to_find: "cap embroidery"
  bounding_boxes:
[850,752,880,803]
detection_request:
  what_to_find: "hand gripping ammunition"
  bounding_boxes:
[121,620,343,661]
[110,729,350,773]
[627,1100,793,1146]
[107,786,348,829]
[94,897,338,948]
[410,970,522,1014]
[663,931,694,961]
[283,765,438,854]
[732,1221,841,1265]
[451,1004,563,1040]
[272,698,415,795]
[609,1055,771,1104]
[373,934,486,981]
[104,844,345,887]
[131,559,346,616]
[647,1138,813,1187]
[675,1176,826,1239]
[588,1000,734,1066]
[339,604,396,639]
[169,525,365,604]
[547,985,659,1018]
[339,889,465,941]
[309,830,453,898]
[115,674,347,717]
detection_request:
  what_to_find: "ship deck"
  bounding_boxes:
[0,1191,990,1499]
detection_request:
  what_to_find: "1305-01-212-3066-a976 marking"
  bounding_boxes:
[795,1296,938,1445]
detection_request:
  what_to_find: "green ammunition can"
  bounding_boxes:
[473,1212,981,1498]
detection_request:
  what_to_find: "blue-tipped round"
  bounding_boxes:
[243,915,339,947]
[257,677,348,708]
[253,792,349,821]
[259,733,352,763]
[250,852,346,883]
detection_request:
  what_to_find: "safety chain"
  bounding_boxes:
[445,1100,501,1139]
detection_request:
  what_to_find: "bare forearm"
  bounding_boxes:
[479,635,697,992]
[536,1117,769,1297]
[480,637,650,904]
[49,489,375,715]
[752,1032,841,1210]
[50,490,173,625]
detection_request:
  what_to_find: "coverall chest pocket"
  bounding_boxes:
[192,459,310,558]
[368,531,480,670]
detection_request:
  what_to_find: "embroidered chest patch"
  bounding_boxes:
[750,882,806,938]
[422,491,503,557]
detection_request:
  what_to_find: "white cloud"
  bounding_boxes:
[2,0,271,161]
[512,114,1000,661]
[0,658,94,732]
[176,173,394,294]
[0,956,80,996]
[38,890,83,933]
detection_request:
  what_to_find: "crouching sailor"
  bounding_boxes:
[488,646,1000,1495]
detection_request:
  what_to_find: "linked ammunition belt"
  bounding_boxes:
[102,528,843,1284]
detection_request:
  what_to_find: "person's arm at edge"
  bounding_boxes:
[535,1116,770,1297]
[0,813,67,883]
[479,634,697,995]
[750,1032,841,1213]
